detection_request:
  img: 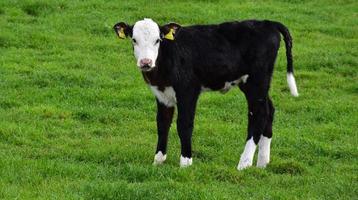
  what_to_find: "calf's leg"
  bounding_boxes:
[176,90,199,167]
[257,98,274,168]
[237,77,271,170]
[153,99,174,165]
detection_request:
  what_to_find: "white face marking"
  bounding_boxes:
[237,137,257,170]
[150,86,176,107]
[132,18,161,69]
[257,135,272,168]
[180,155,192,167]
[153,151,167,165]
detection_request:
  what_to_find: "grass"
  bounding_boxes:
[0,0,357,199]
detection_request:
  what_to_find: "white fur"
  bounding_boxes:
[257,135,271,168]
[153,151,167,165]
[150,86,176,107]
[240,74,249,83]
[202,74,249,93]
[287,72,299,97]
[237,137,257,170]
[221,74,249,93]
[180,155,192,167]
[220,82,233,94]
[132,18,161,68]
[201,86,212,92]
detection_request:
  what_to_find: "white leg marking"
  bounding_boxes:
[257,135,272,168]
[180,155,192,167]
[153,151,167,165]
[287,72,299,97]
[237,137,257,170]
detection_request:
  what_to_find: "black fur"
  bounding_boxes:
[115,20,295,160]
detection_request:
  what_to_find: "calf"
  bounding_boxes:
[113,18,298,170]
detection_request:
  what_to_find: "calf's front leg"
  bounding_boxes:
[176,91,199,167]
[153,99,174,165]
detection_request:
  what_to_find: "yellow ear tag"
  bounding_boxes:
[164,28,175,40]
[118,28,126,39]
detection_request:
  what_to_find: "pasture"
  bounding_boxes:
[0,0,357,199]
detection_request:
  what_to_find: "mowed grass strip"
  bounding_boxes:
[0,0,357,199]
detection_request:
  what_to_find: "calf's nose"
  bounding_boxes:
[140,58,153,67]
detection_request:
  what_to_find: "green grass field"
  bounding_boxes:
[0,0,357,199]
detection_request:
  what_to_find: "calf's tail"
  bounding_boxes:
[274,22,299,97]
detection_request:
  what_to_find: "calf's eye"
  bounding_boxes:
[132,38,137,43]
[155,39,161,45]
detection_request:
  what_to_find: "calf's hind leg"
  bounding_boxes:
[237,78,271,170]
[257,98,274,168]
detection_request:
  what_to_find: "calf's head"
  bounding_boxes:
[113,18,181,72]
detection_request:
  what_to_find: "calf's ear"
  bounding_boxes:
[160,23,181,41]
[113,22,132,39]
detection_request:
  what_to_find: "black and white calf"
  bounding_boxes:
[113,18,298,170]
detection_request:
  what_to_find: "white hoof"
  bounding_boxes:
[257,135,271,168]
[237,138,256,170]
[153,151,166,165]
[256,155,269,168]
[180,155,192,167]
[237,157,253,170]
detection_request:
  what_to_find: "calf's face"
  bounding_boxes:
[132,19,161,71]
[113,18,180,72]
